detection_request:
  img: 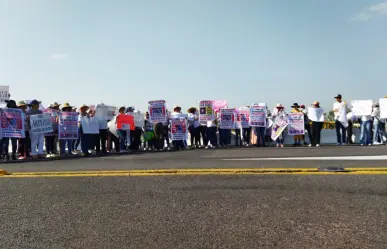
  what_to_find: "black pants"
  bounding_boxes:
[99,129,108,153]
[242,127,251,145]
[163,126,170,147]
[198,126,208,146]
[235,129,241,146]
[335,120,347,144]
[206,127,218,146]
[18,131,31,157]
[108,132,120,152]
[311,122,323,146]
[130,128,142,150]
[188,125,200,147]
[45,135,56,154]
[91,133,101,153]
[304,123,313,144]
[347,120,353,144]
[2,137,17,156]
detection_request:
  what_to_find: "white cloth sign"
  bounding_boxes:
[379,98,387,119]
[351,100,372,116]
[81,116,99,134]
[108,116,118,138]
[30,114,54,134]
[0,86,9,103]
[95,104,116,120]
[307,107,325,122]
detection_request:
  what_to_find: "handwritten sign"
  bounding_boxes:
[58,112,78,139]
[351,100,373,116]
[30,114,53,134]
[287,113,305,135]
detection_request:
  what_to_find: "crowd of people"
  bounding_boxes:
[0,93,386,162]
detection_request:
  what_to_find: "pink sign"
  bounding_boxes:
[213,100,227,110]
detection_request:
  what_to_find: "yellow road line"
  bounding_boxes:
[2,168,387,177]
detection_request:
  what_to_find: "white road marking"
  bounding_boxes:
[223,155,387,161]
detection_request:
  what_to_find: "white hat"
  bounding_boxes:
[276,103,284,108]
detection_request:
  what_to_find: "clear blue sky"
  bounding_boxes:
[1,0,386,111]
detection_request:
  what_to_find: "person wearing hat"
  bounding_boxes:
[170,105,186,150]
[44,104,60,158]
[126,107,143,151]
[26,100,45,158]
[57,103,75,156]
[1,100,19,161]
[143,111,155,151]
[78,104,91,156]
[309,101,324,147]
[272,104,287,147]
[16,101,30,159]
[371,102,385,145]
[162,108,171,150]
[333,94,347,145]
[290,103,303,146]
[187,107,200,148]
[51,102,61,155]
[299,104,312,145]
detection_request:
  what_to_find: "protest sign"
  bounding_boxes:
[380,98,387,119]
[117,114,134,130]
[351,100,373,116]
[249,105,267,127]
[58,112,78,139]
[132,112,145,127]
[307,107,325,122]
[43,109,59,135]
[219,108,235,129]
[1,108,25,138]
[199,100,214,123]
[271,117,288,141]
[0,86,9,103]
[237,107,250,128]
[30,114,53,134]
[95,104,116,120]
[108,116,118,138]
[81,116,99,134]
[171,117,187,141]
[287,113,305,135]
[148,100,166,124]
[213,100,227,110]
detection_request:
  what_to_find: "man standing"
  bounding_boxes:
[333,94,347,145]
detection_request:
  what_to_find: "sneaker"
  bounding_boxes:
[316,144,320,147]
[18,156,26,160]
[368,144,372,146]
[336,143,342,146]
[46,154,52,158]
[11,154,17,160]
[280,144,284,148]
[373,142,381,145]
[360,144,364,146]
[308,144,312,147]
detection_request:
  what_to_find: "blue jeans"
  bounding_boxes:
[219,129,230,146]
[335,120,347,144]
[117,130,127,150]
[60,139,73,156]
[360,120,371,145]
[80,133,89,154]
[255,127,266,146]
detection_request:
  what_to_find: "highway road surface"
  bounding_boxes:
[1,146,387,249]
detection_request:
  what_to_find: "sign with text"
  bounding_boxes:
[351,100,373,116]
[171,117,187,141]
[287,113,305,135]
[237,107,250,128]
[1,108,25,138]
[271,117,288,141]
[148,100,166,124]
[199,100,214,123]
[0,86,9,103]
[30,114,53,134]
[219,108,235,129]
[58,112,78,139]
[249,105,267,127]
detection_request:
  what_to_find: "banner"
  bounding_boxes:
[0,86,9,103]
[380,98,387,119]
[148,100,166,124]
[1,108,25,138]
[80,116,99,134]
[237,107,250,128]
[287,113,305,135]
[117,114,134,130]
[58,112,78,139]
[171,117,187,141]
[351,100,373,116]
[95,104,116,120]
[307,107,324,122]
[219,108,235,129]
[30,114,54,134]
[249,104,267,127]
[271,117,288,141]
[199,100,214,123]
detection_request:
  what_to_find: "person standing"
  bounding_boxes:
[187,107,200,148]
[333,94,347,145]
[115,107,127,153]
[2,100,19,161]
[44,104,58,158]
[290,103,303,146]
[359,111,372,146]
[58,103,74,157]
[308,101,324,147]
[78,104,91,156]
[27,100,45,159]
[272,104,287,148]
[300,104,312,145]
[17,101,30,160]
[170,105,186,150]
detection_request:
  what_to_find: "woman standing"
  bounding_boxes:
[309,101,324,147]
[78,104,91,156]
[187,107,200,148]
[290,103,303,146]
[27,100,45,159]
[59,103,74,156]
[17,101,30,160]
[271,104,287,148]
[116,107,127,153]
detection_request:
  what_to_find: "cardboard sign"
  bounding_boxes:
[1,108,25,138]
[58,112,78,139]
[117,114,134,130]
[219,108,235,129]
[287,113,305,135]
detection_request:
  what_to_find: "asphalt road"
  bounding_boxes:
[1,147,387,249]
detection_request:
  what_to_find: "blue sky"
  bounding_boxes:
[1,0,386,111]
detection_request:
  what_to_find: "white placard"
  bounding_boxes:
[351,100,373,116]
[379,98,387,119]
[0,86,9,103]
[30,114,54,134]
[81,116,99,134]
[307,107,325,122]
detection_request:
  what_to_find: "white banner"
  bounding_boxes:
[95,104,116,120]
[351,100,373,116]
[380,98,387,119]
[30,114,54,134]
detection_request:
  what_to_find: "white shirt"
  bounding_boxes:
[360,115,371,122]
[333,102,345,120]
